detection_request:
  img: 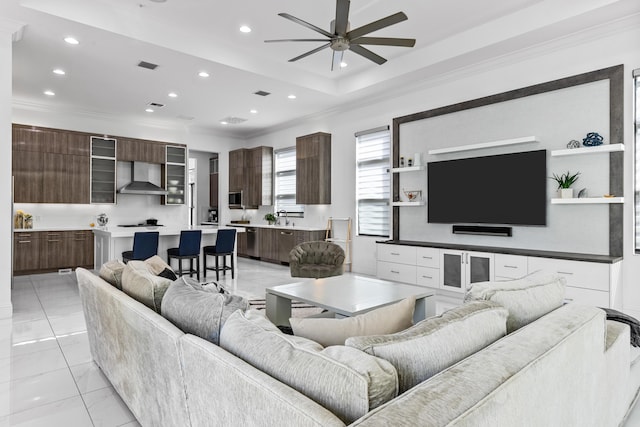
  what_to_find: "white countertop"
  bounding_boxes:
[92,225,244,238]
[226,223,325,232]
[14,226,94,232]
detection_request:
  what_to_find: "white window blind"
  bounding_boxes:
[356,127,390,237]
[274,147,304,217]
[634,70,640,252]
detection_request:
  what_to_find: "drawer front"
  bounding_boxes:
[377,244,416,265]
[565,286,609,307]
[377,261,416,284]
[494,254,528,279]
[416,266,439,288]
[416,247,439,268]
[527,257,609,292]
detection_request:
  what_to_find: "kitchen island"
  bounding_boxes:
[93,226,244,276]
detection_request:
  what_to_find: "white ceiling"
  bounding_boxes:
[3,0,640,137]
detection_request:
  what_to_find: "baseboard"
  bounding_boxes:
[452,225,513,237]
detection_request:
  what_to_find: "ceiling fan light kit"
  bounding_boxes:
[265,0,415,70]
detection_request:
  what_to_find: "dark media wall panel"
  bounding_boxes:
[392,65,624,257]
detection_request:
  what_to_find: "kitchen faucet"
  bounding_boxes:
[277,209,289,226]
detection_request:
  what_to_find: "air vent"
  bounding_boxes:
[138,61,158,70]
[220,116,248,124]
[254,90,271,97]
[177,115,195,121]
[148,102,165,108]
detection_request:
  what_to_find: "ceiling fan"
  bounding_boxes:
[265,0,416,70]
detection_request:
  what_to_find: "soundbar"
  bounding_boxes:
[452,225,513,237]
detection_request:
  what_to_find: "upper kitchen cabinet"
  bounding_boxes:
[228,147,273,209]
[209,155,219,208]
[117,138,166,164]
[163,145,187,205]
[90,137,117,204]
[296,132,331,205]
[12,124,91,204]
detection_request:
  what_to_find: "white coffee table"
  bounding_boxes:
[265,275,435,327]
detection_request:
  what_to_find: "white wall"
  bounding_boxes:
[246,24,640,314]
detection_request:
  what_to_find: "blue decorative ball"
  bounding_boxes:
[582,132,603,147]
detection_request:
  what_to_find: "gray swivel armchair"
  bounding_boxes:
[289,241,345,279]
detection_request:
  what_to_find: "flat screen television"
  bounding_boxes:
[427,149,547,226]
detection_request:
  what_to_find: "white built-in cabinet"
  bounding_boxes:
[376,242,621,309]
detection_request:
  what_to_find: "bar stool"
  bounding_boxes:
[202,229,236,281]
[167,230,202,280]
[122,231,159,263]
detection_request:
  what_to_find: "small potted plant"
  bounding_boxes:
[550,171,580,198]
[264,213,276,225]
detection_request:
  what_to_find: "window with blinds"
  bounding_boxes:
[274,147,304,217]
[634,70,640,252]
[356,127,390,237]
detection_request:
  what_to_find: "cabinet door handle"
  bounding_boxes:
[422,256,432,259]
[48,239,61,242]
[558,271,574,275]
[280,232,293,236]
[390,270,400,274]
[18,240,31,243]
[390,252,400,256]
[504,265,518,269]
[422,275,433,279]
[48,233,61,236]
[564,298,574,302]
[246,229,256,233]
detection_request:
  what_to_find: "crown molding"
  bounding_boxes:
[0,17,25,41]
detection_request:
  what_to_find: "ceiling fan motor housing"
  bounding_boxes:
[331,37,350,51]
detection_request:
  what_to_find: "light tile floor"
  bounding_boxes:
[4,258,640,426]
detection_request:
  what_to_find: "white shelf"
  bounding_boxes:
[551,197,624,204]
[391,165,425,173]
[392,201,426,207]
[550,143,624,157]
[428,136,538,155]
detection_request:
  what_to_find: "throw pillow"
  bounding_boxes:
[121,261,172,313]
[157,267,178,281]
[99,259,126,290]
[346,301,508,393]
[161,276,248,344]
[289,296,416,347]
[219,309,398,424]
[464,270,566,332]
[144,255,174,275]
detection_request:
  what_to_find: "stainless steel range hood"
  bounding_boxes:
[118,162,168,195]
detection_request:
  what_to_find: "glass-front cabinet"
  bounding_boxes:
[90,137,117,204]
[440,250,494,293]
[164,145,186,205]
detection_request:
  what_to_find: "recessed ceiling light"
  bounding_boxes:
[145,108,154,113]
[198,71,210,78]
[250,109,258,114]
[44,90,55,96]
[239,25,252,33]
[340,62,348,68]
[288,94,297,99]
[168,92,178,98]
[220,121,228,125]
[53,68,66,75]
[64,37,79,45]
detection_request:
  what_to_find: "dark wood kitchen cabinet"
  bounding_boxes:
[259,228,279,262]
[117,138,166,164]
[12,150,45,203]
[13,230,94,275]
[296,132,331,204]
[228,147,273,209]
[229,149,246,193]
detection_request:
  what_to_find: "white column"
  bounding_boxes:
[0,18,25,319]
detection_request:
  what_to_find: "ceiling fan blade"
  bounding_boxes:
[350,37,415,47]
[289,43,331,62]
[265,39,330,43]
[347,12,408,40]
[334,0,351,36]
[278,13,334,38]
[348,44,387,65]
[331,50,344,71]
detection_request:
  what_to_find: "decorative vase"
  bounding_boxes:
[559,188,573,198]
[24,217,33,229]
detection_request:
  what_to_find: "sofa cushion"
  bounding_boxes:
[121,261,172,313]
[289,296,416,346]
[144,255,173,275]
[219,309,398,424]
[464,270,566,332]
[161,276,248,344]
[99,259,126,290]
[346,301,508,393]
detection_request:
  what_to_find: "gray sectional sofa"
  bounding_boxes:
[76,267,640,426]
